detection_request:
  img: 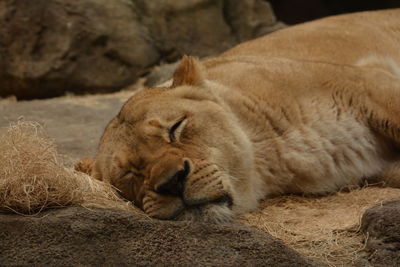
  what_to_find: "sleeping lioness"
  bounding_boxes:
[77,9,400,223]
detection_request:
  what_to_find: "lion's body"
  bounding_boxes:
[78,9,400,222]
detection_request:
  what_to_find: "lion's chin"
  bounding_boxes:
[168,194,234,223]
[143,191,234,223]
[148,199,234,224]
[174,202,233,224]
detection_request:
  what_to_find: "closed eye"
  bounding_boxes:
[120,171,144,180]
[168,117,187,142]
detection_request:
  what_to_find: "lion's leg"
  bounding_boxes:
[359,63,400,188]
[356,59,400,145]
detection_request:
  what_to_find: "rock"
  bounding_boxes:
[136,0,236,61]
[360,201,400,266]
[0,0,159,100]
[0,0,282,99]
[223,0,285,41]
[0,207,319,266]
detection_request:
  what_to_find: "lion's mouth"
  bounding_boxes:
[183,193,233,208]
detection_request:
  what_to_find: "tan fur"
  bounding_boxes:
[77,9,400,223]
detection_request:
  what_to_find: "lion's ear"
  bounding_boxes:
[75,157,95,176]
[171,55,206,87]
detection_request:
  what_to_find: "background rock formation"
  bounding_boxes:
[0,0,282,99]
[1,0,399,99]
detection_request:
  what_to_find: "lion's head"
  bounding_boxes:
[76,56,262,222]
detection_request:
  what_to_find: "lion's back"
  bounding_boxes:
[221,9,400,67]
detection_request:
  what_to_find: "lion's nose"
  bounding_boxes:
[155,160,190,197]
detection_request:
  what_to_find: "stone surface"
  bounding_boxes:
[0,0,282,99]
[0,207,319,266]
[0,91,132,164]
[360,201,400,266]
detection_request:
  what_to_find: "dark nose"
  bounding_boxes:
[156,160,190,197]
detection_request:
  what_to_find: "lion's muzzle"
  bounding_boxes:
[142,158,233,221]
[154,160,190,197]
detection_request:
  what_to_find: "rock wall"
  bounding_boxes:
[0,0,283,99]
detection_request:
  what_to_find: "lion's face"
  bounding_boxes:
[78,57,255,222]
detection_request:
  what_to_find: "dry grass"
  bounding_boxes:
[238,187,400,266]
[0,121,139,215]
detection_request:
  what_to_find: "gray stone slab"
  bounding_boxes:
[0,207,320,266]
[0,92,132,164]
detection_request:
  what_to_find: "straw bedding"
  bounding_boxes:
[239,187,400,266]
[0,121,137,214]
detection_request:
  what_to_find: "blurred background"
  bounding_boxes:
[1,0,400,100]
